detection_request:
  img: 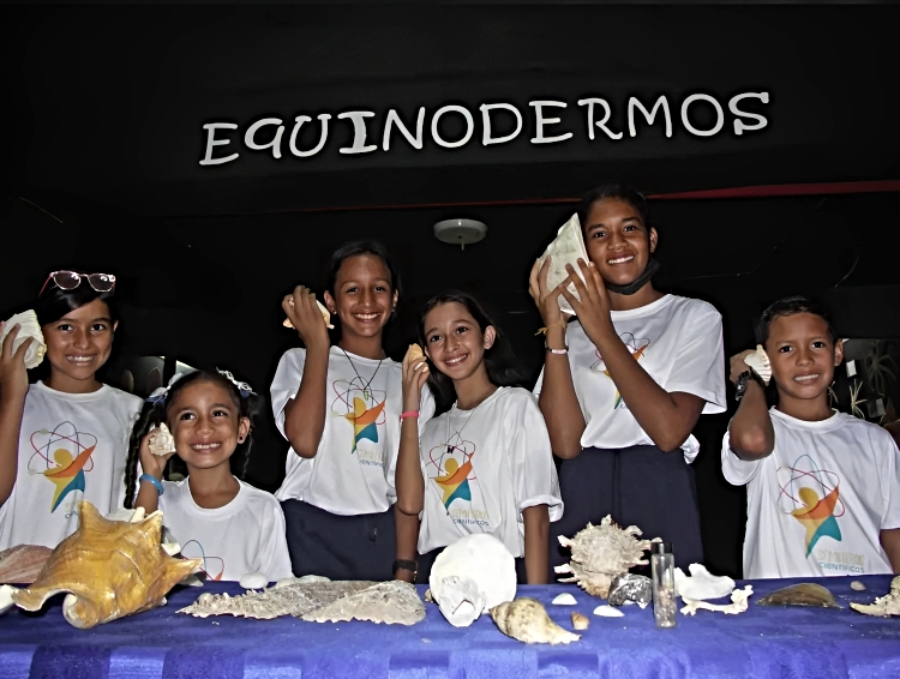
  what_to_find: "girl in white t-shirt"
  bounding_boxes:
[0,270,142,550]
[397,291,562,584]
[126,368,292,583]
[530,184,726,572]
[271,241,434,582]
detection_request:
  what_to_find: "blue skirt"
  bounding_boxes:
[549,445,703,575]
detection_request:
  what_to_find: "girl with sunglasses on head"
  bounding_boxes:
[271,241,435,581]
[0,270,142,550]
[124,369,292,583]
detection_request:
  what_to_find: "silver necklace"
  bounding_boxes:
[340,348,383,401]
[444,388,497,454]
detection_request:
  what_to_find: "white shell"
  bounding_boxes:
[593,605,624,617]
[429,534,516,627]
[148,424,176,456]
[283,298,334,329]
[1,310,46,370]
[239,572,268,590]
[537,214,589,316]
[0,584,16,616]
[850,575,900,617]
[743,345,772,385]
[551,593,577,605]
[850,581,866,591]
[674,564,735,601]
[680,585,753,616]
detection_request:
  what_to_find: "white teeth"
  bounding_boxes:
[794,374,819,383]
[355,313,379,320]
[445,355,467,366]
[192,443,221,451]
[607,256,634,265]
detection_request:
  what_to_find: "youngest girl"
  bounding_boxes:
[396,291,563,584]
[125,369,292,583]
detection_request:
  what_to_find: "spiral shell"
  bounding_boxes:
[490,597,580,644]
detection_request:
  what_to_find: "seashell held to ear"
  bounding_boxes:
[148,424,176,456]
[490,597,580,644]
[408,343,424,361]
[283,297,334,330]
[537,214,590,317]
[0,310,46,370]
[743,345,772,385]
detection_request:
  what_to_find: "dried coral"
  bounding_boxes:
[554,516,659,598]
[850,575,900,617]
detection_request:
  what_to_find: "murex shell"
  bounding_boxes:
[2,501,201,628]
[555,515,659,598]
[743,345,772,385]
[490,597,580,644]
[0,310,46,369]
[850,575,900,617]
[538,214,590,316]
[283,297,334,329]
[148,424,176,456]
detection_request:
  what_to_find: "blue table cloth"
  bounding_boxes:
[1,575,898,679]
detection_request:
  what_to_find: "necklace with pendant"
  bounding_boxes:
[340,347,383,402]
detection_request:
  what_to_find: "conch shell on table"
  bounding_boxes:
[849,575,900,617]
[148,423,176,456]
[0,501,201,628]
[537,214,590,316]
[283,296,334,329]
[0,545,53,584]
[0,310,46,369]
[490,598,581,644]
[743,345,772,385]
[555,515,659,598]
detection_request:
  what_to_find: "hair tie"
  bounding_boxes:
[216,368,255,397]
[145,372,187,405]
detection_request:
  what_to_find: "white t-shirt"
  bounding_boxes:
[271,346,436,515]
[160,477,293,583]
[534,294,726,462]
[417,387,563,558]
[0,381,142,550]
[722,408,900,579]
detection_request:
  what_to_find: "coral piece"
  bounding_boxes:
[0,310,46,369]
[555,516,659,598]
[851,581,866,591]
[756,583,840,609]
[283,297,333,329]
[179,580,425,625]
[490,598,581,644]
[681,586,753,616]
[148,424,176,456]
[551,593,577,605]
[240,572,268,590]
[674,564,735,601]
[6,501,202,629]
[0,545,53,584]
[743,345,772,385]
[538,214,590,316]
[607,573,652,608]
[593,605,624,618]
[429,534,517,627]
[571,612,590,630]
[850,575,900,617]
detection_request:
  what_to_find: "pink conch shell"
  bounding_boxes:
[0,545,53,584]
[148,423,176,456]
[6,500,202,629]
[0,310,46,369]
[283,297,334,330]
[743,345,772,385]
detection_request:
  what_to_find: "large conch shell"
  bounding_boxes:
[0,310,46,369]
[555,515,659,598]
[0,501,201,629]
[850,576,900,617]
[148,423,176,456]
[537,214,589,316]
[283,296,334,329]
[490,598,581,644]
[0,545,53,584]
[743,345,772,385]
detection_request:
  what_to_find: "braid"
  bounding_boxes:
[124,401,164,508]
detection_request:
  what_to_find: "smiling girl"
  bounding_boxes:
[0,270,143,550]
[530,184,726,571]
[271,241,434,581]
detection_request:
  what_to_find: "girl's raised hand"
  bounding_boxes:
[137,427,176,481]
[558,259,615,343]
[0,322,34,400]
[283,286,330,350]
[401,344,429,413]
[528,257,564,328]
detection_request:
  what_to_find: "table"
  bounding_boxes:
[1,575,898,679]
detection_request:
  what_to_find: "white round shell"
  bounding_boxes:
[239,572,268,590]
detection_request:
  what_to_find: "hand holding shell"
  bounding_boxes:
[0,310,46,370]
[148,424,176,456]
[743,345,772,385]
[283,295,334,330]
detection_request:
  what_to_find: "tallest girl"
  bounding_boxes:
[531,184,726,570]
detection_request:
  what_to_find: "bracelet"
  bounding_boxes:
[544,340,568,355]
[139,473,164,496]
[400,411,419,421]
[535,321,568,336]
[392,558,418,579]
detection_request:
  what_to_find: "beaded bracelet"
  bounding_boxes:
[139,473,164,496]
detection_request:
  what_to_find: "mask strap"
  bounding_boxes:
[605,258,661,295]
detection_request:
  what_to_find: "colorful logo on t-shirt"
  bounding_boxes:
[778,454,844,556]
[331,380,387,456]
[590,333,651,409]
[28,421,98,515]
[428,441,476,510]
[180,539,225,581]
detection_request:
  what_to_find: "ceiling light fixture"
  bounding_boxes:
[433,218,487,251]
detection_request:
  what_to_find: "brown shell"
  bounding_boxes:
[490,597,580,644]
[756,583,840,609]
[0,545,53,584]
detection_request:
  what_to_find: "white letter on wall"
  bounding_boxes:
[431,105,475,149]
[729,92,770,136]
[289,114,332,157]
[383,107,425,151]
[530,101,573,144]
[200,123,240,165]
[577,99,623,140]
[480,103,523,146]
[681,94,725,137]
[337,111,377,154]
[627,96,673,138]
[244,118,285,159]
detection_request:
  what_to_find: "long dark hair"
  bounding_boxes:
[123,369,261,508]
[417,291,522,414]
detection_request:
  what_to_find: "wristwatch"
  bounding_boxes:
[392,558,418,580]
[734,370,763,402]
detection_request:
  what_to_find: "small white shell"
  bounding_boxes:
[552,593,577,605]
[571,612,590,630]
[593,605,624,617]
[148,424,176,456]
[851,581,866,591]
[743,345,772,385]
[239,572,268,589]
[1,310,46,370]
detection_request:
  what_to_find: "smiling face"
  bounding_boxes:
[765,312,843,418]
[422,301,496,383]
[583,197,658,289]
[42,298,117,393]
[323,254,397,342]
[167,380,250,474]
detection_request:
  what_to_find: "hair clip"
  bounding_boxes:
[145,372,187,405]
[216,368,255,397]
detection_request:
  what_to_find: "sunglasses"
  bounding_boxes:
[38,271,116,296]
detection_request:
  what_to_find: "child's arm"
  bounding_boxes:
[0,324,33,506]
[726,350,775,460]
[395,347,428,518]
[393,508,419,583]
[528,259,587,459]
[281,288,332,458]
[880,529,900,573]
[133,430,173,514]
[523,504,550,584]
